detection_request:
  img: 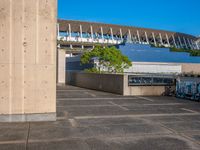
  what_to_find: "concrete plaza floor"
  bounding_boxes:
[1,85,200,149]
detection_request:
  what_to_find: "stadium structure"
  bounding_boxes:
[57,19,200,51]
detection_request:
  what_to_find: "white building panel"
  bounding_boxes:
[125,62,182,74]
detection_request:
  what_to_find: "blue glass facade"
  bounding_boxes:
[118,43,200,63]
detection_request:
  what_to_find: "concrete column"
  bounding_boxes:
[166,34,170,47]
[172,35,177,48]
[57,23,60,37]
[57,50,66,84]
[178,36,183,48]
[100,27,104,40]
[189,39,194,50]
[183,37,188,49]
[90,25,94,41]
[159,33,163,45]
[145,32,149,44]
[187,38,192,49]
[137,30,141,43]
[0,0,57,122]
[110,28,114,41]
[69,24,72,39]
[120,28,123,41]
[196,41,199,50]
[152,32,157,46]
[80,25,83,41]
[128,29,132,43]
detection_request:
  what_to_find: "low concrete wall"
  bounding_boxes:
[66,72,124,94]
[124,86,166,96]
[182,63,200,74]
[66,72,174,96]
[123,74,175,96]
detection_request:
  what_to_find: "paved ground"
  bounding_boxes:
[1,85,200,149]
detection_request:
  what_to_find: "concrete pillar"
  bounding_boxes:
[100,27,104,40]
[187,38,192,49]
[159,33,163,45]
[110,28,114,41]
[183,37,188,49]
[152,32,157,46]
[191,39,195,50]
[57,23,60,37]
[178,36,183,48]
[166,34,170,47]
[69,24,72,39]
[120,28,123,41]
[137,30,141,43]
[90,25,94,41]
[196,41,199,50]
[145,32,149,44]
[0,0,57,122]
[127,29,132,43]
[57,50,66,84]
[80,25,83,41]
[172,35,177,48]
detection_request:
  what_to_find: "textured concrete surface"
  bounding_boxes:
[0,0,57,116]
[1,85,200,149]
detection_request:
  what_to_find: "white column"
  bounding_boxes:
[166,34,170,47]
[120,28,123,41]
[80,25,83,42]
[57,23,60,37]
[145,31,149,44]
[172,35,177,48]
[110,28,114,41]
[152,32,157,46]
[58,50,66,84]
[187,38,192,49]
[195,41,199,50]
[69,24,72,39]
[190,39,195,50]
[159,33,163,45]
[137,30,141,43]
[100,27,104,40]
[128,29,132,43]
[80,25,83,39]
[183,37,188,49]
[178,36,183,48]
[90,25,94,41]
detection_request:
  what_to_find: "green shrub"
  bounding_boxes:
[170,47,200,57]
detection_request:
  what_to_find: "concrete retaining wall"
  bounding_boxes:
[66,72,173,96]
[66,72,124,95]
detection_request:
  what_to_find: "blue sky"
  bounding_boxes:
[58,0,200,36]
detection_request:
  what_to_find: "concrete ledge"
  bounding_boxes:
[0,113,56,122]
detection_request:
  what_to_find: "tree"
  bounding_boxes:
[81,46,132,73]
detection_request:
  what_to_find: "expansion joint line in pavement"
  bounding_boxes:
[25,123,30,150]
[108,101,129,111]
[74,112,200,120]
[180,133,200,146]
